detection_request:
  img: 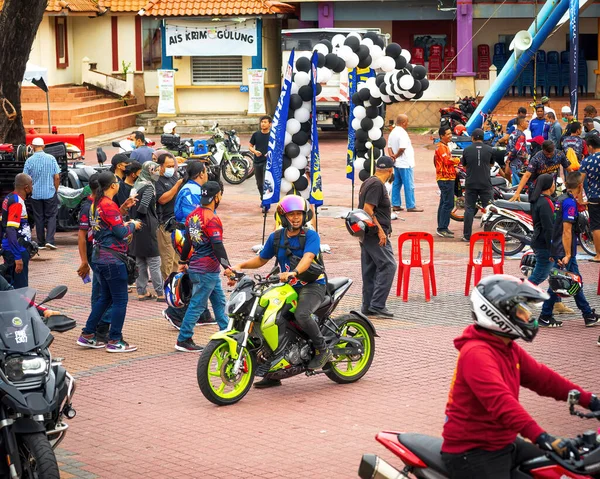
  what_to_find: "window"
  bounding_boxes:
[55,17,69,69]
[564,33,598,61]
[143,18,162,71]
[191,56,243,84]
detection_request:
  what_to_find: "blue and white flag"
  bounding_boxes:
[310,51,323,207]
[569,0,579,118]
[262,50,295,210]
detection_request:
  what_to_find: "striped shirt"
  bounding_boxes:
[23,152,60,200]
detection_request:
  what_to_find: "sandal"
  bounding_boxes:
[156,295,166,303]
[138,293,156,301]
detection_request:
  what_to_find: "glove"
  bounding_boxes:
[536,432,580,460]
[589,395,600,412]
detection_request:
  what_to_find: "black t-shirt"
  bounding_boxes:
[531,194,554,251]
[155,175,178,224]
[250,131,270,164]
[114,178,132,207]
[461,143,494,190]
[358,176,392,234]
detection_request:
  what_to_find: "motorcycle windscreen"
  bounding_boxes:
[0,288,50,353]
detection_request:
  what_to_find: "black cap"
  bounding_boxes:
[201,181,221,205]
[376,156,394,169]
[111,153,132,167]
[472,128,485,140]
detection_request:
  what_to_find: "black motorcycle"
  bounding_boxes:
[0,285,76,479]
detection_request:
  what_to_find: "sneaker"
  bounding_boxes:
[436,230,453,238]
[538,315,563,328]
[76,333,106,349]
[461,236,470,242]
[196,310,217,326]
[307,348,333,370]
[254,377,282,389]
[583,310,600,327]
[175,338,204,352]
[554,302,575,314]
[45,243,57,250]
[106,339,137,353]
[597,336,600,347]
[446,229,455,236]
[38,245,46,250]
[392,206,404,212]
[406,207,424,212]
[368,307,394,318]
[162,309,182,330]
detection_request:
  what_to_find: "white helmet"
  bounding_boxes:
[163,121,177,134]
[470,275,549,342]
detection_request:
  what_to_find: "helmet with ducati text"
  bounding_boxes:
[470,275,549,342]
[549,268,582,298]
[345,209,376,240]
[519,251,537,276]
[164,272,192,309]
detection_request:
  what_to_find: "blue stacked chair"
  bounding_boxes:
[560,50,570,96]
[535,50,547,96]
[546,51,560,96]
[578,50,588,94]
[520,60,534,96]
[493,42,507,76]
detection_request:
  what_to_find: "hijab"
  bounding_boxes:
[529,173,554,203]
[134,161,159,193]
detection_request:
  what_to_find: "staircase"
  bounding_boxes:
[21,85,149,138]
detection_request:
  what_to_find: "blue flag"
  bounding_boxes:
[310,52,323,207]
[569,0,579,118]
[262,50,295,210]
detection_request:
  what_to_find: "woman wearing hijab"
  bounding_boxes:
[527,174,556,288]
[130,161,164,301]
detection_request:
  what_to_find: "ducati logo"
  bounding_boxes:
[480,304,513,333]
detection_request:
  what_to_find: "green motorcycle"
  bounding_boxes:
[197,270,377,406]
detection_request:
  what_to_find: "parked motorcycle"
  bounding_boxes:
[0,285,77,479]
[439,95,478,131]
[206,123,250,185]
[196,269,377,406]
[359,390,600,479]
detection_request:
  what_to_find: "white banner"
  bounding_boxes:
[247,69,265,114]
[157,70,176,116]
[166,20,257,57]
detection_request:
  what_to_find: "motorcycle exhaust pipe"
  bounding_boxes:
[359,454,409,479]
[505,231,531,244]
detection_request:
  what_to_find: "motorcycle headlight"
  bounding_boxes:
[226,291,248,315]
[4,355,47,382]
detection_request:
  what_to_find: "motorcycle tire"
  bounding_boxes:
[488,216,527,256]
[450,196,465,222]
[221,158,249,185]
[18,432,60,479]
[325,315,375,385]
[197,339,256,406]
[241,152,255,179]
[578,231,596,256]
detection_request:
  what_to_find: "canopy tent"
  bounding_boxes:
[23,63,51,133]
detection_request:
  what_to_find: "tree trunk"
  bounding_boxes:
[0,0,47,145]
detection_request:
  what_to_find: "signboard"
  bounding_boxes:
[157,69,176,116]
[166,20,257,57]
[247,69,265,115]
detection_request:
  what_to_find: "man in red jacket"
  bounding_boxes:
[441,274,600,478]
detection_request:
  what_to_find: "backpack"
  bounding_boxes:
[565,148,580,170]
[272,228,325,283]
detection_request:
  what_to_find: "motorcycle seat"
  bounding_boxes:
[493,199,531,213]
[73,166,97,181]
[398,433,449,475]
[327,277,352,296]
[490,176,507,187]
[500,191,529,202]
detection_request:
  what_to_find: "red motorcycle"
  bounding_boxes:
[359,390,600,479]
[439,95,479,131]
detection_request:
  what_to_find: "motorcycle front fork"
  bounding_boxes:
[0,409,21,478]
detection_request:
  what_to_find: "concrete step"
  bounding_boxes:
[73,103,146,124]
[21,86,96,103]
[22,98,139,124]
[138,114,261,134]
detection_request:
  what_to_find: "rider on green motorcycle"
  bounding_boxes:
[225,196,332,387]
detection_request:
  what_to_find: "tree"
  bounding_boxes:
[0,0,47,144]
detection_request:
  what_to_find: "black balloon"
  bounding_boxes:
[385,43,402,59]
[352,92,363,106]
[320,40,333,53]
[355,148,368,157]
[405,63,413,73]
[333,57,346,73]
[371,146,382,159]
[294,175,309,191]
[375,73,386,87]
[299,85,313,102]
[317,53,326,68]
[360,117,374,131]
[409,80,422,94]
[285,143,300,159]
[413,91,424,100]
[316,83,323,95]
[363,157,375,173]
[373,36,385,50]
[395,55,407,70]
[325,53,339,70]
[301,121,311,133]
[283,156,292,170]
[359,169,371,182]
[358,88,371,102]
[355,140,367,151]
[369,95,382,107]
[344,36,361,52]
[289,94,303,111]
[366,106,379,119]
[357,45,370,61]
[296,57,311,73]
[356,129,368,142]
[373,137,387,150]
[292,131,309,146]
[413,65,427,80]
[379,83,388,95]
[358,55,372,69]
[364,31,379,42]
[420,78,429,91]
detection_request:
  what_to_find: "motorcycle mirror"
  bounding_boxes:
[111,141,120,148]
[568,390,581,406]
[39,285,68,306]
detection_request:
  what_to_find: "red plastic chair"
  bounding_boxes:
[477,44,490,58]
[430,44,443,59]
[412,47,425,66]
[396,232,437,302]
[428,55,443,76]
[464,232,505,296]
[444,46,456,58]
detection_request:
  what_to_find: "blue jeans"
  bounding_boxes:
[178,272,227,342]
[527,248,554,286]
[3,249,30,289]
[540,258,592,317]
[510,165,521,186]
[392,167,416,209]
[437,180,455,232]
[83,262,129,341]
[91,264,112,325]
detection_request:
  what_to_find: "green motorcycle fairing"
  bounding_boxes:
[259,283,298,352]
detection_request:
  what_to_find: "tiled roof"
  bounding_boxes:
[142,0,295,17]
[0,0,100,12]
[99,0,147,12]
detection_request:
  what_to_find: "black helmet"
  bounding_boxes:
[520,251,536,276]
[548,269,582,298]
[345,209,376,240]
[471,274,549,342]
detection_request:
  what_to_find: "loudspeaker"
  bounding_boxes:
[509,30,533,58]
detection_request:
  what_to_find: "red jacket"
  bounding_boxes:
[441,325,592,454]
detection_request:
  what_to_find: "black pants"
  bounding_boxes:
[31,196,58,246]
[441,439,543,479]
[254,162,266,200]
[360,234,397,311]
[294,282,327,350]
[463,187,492,239]
[2,249,30,289]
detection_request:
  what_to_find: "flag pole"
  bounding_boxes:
[261,209,268,244]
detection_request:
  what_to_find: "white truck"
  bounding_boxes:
[281,28,387,130]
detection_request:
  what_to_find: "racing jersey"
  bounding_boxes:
[1,192,31,260]
[184,206,224,274]
[90,196,134,264]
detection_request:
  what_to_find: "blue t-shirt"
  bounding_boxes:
[551,193,578,259]
[260,229,325,288]
[581,152,600,200]
[506,117,517,135]
[529,118,548,139]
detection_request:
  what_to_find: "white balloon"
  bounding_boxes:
[354,158,365,171]
[294,107,311,123]
[368,128,382,141]
[381,94,391,104]
[351,118,362,131]
[317,67,332,84]
[346,53,359,69]
[285,132,293,145]
[361,38,374,49]
[313,44,329,56]
[284,167,301,183]
[332,34,346,48]
[347,32,362,41]
[337,45,354,62]
[394,94,403,101]
[364,100,371,107]
[399,75,415,91]
[373,116,385,129]
[380,56,396,72]
[400,49,412,62]
[384,72,395,84]
[299,187,311,199]
[369,44,384,59]
[281,179,293,194]
[291,155,308,170]
[353,106,366,120]
[369,86,382,99]
[386,84,396,96]
[291,83,299,95]
[365,141,373,149]
[370,57,382,70]
[299,142,312,157]
[403,91,416,99]
[365,76,377,88]
[286,118,301,135]
[357,82,368,91]
[303,100,312,111]
[295,71,310,87]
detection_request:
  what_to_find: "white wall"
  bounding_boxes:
[117,15,137,74]
[72,15,112,81]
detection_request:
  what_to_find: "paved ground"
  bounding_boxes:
[33,130,600,477]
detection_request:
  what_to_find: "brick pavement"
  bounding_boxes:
[28,131,600,478]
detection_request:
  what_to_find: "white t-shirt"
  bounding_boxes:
[387,126,414,168]
[530,106,556,122]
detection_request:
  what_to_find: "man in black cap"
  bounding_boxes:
[461,128,495,242]
[358,156,397,318]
